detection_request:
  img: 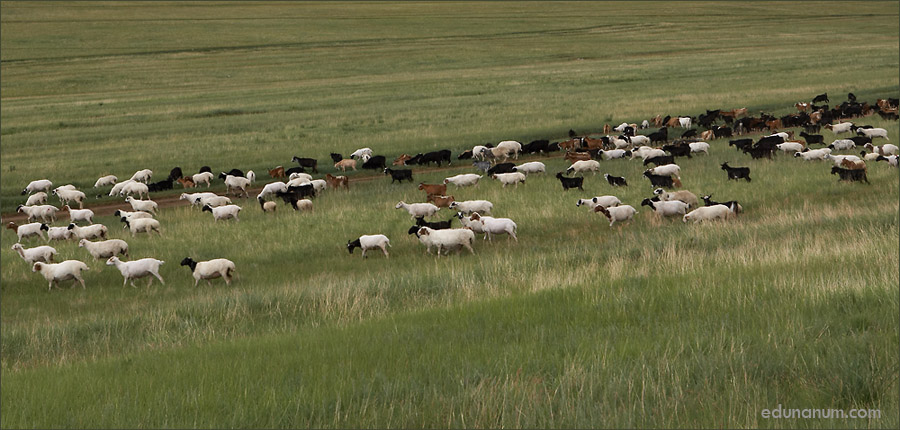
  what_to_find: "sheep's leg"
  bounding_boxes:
[76,276,86,289]
[123,277,129,287]
[380,245,389,258]
[152,271,165,285]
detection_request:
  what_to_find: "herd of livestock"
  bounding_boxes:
[5,93,899,289]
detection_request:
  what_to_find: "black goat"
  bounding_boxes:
[831,166,869,183]
[604,173,627,187]
[721,162,751,181]
[799,132,824,146]
[413,215,454,230]
[643,154,675,167]
[648,127,668,144]
[457,150,474,160]
[555,172,584,191]
[849,135,872,146]
[383,168,413,183]
[147,179,173,192]
[521,139,550,155]
[330,153,344,163]
[743,145,773,160]
[713,126,733,139]
[643,171,676,188]
[198,166,212,174]
[487,162,516,176]
[417,149,452,166]
[217,169,244,178]
[167,167,183,182]
[812,93,829,104]
[291,156,318,173]
[681,129,697,138]
[275,184,316,207]
[662,144,692,158]
[285,166,305,176]
[362,155,386,170]
[729,138,753,151]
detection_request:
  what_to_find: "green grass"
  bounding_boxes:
[1,1,899,428]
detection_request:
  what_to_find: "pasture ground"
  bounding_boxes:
[1,2,898,428]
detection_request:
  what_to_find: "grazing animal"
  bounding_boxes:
[180,257,237,285]
[121,217,162,237]
[426,195,456,208]
[268,166,286,178]
[653,188,699,209]
[334,159,357,172]
[720,162,751,182]
[258,197,277,213]
[443,174,482,187]
[330,153,344,163]
[202,204,241,222]
[565,160,601,176]
[556,172,584,191]
[395,201,440,218]
[418,183,447,196]
[22,179,53,195]
[812,93,829,104]
[7,222,48,242]
[32,261,90,291]
[291,156,318,173]
[66,223,108,240]
[324,173,349,190]
[604,173,627,187]
[94,175,117,188]
[346,235,391,259]
[799,131,824,146]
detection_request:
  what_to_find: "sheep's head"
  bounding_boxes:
[395,202,405,209]
[106,257,119,266]
[179,257,197,270]
[346,240,360,254]
[40,224,49,231]
[32,262,43,272]
[417,228,430,236]
[67,224,76,230]
[201,205,213,213]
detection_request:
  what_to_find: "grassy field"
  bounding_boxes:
[1,1,898,428]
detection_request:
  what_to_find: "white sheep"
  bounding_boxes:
[653,188,699,209]
[196,195,233,208]
[25,192,48,206]
[309,179,327,194]
[291,199,314,211]
[824,154,862,167]
[350,147,374,160]
[443,174,483,187]
[109,179,134,197]
[643,198,689,218]
[47,226,73,242]
[471,145,490,161]
[345,235,390,259]
[480,146,510,163]
[53,187,86,208]
[122,217,162,237]
[222,175,251,197]
[62,205,94,224]
[121,181,149,199]
[628,135,651,146]
[794,148,832,161]
[496,140,522,160]
[202,204,242,222]
[192,171,214,187]
[877,155,899,167]
[492,171,527,187]
[180,192,217,209]
[828,139,856,151]
[67,223,108,240]
[257,181,288,200]
[827,122,854,134]
[513,161,546,175]
[6,222,47,242]
[125,196,158,214]
[113,209,154,221]
[79,238,129,259]
[11,243,57,265]
[415,227,475,256]
[32,260,90,291]
[288,172,313,182]
[776,142,804,154]
[598,149,628,160]
[575,196,621,209]
[683,204,735,223]
[566,160,601,176]
[857,127,889,140]
[246,170,256,183]
[678,117,692,128]
[287,176,311,187]
[647,163,681,179]
[594,205,637,227]
[107,256,165,287]
[395,201,440,218]
[448,200,493,215]
[610,135,631,149]
[259,197,277,213]
[456,212,490,238]
[94,175,117,188]
[472,213,517,242]
[22,179,53,195]
[16,204,58,223]
[864,143,899,156]
[129,169,153,183]
[688,141,710,155]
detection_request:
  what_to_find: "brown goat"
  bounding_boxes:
[334,159,357,172]
[564,151,591,164]
[840,159,867,171]
[426,195,455,208]
[418,183,446,196]
[176,177,195,188]
[392,154,412,166]
[700,130,715,141]
[268,166,285,178]
[325,173,349,190]
[603,124,611,134]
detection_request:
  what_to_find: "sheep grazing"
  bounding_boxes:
[11,243,57,265]
[487,162,516,176]
[720,162,751,182]
[646,163,682,179]
[22,179,53,195]
[129,169,153,183]
[202,204,242,222]
[565,160,601,176]
[598,149,629,160]
[219,174,252,197]
[105,256,165,287]
[700,194,743,214]
[824,154,862,167]
[67,223,108,240]
[470,212,517,242]
[414,227,475,256]
[121,181,149,199]
[472,160,492,174]
[593,205,637,227]
[125,196,158,214]
[194,194,232,209]
[32,260,90,291]
[604,173,627,187]
[334,159,357,172]
[78,238,129,260]
[62,205,94,224]
[346,235,391,259]
[653,188,699,209]
[180,257,237,286]
[350,147,373,160]
[426,195,456,208]
[688,141,710,155]
[121,217,162,237]
[7,222,48,242]
[512,161,546,175]
[443,174,482,188]
[287,198,313,211]
[641,198,689,218]
[448,200,493,215]
[257,197,277,213]
[47,226,73,242]
[830,166,869,184]
[683,204,735,223]
[25,191,48,206]
[257,181,289,200]
[492,172,527,188]
[16,204,59,223]
[395,201,440,219]
[109,180,133,197]
[94,175,117,188]
[556,172,584,191]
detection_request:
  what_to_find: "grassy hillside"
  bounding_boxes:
[1,1,898,428]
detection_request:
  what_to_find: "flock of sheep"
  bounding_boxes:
[6,93,898,288]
